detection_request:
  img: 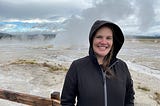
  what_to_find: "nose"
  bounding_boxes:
[100,38,108,44]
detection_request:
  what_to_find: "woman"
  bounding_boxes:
[61,20,135,106]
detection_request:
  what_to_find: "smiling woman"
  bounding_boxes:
[92,26,113,64]
[61,20,135,106]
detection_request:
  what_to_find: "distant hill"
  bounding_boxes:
[125,35,160,39]
[0,32,56,40]
[0,32,13,39]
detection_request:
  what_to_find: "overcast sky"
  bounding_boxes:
[0,0,92,19]
[0,0,160,37]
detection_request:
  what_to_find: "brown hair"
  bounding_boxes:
[102,45,115,78]
[101,25,115,78]
[93,25,115,78]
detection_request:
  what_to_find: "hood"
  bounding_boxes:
[89,20,124,58]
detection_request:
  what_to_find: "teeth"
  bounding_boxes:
[99,46,106,50]
[98,45,108,48]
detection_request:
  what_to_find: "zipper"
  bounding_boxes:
[109,60,119,68]
[102,70,107,106]
[101,60,119,106]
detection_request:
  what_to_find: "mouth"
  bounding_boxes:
[97,45,109,50]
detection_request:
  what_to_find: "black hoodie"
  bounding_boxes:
[61,20,135,106]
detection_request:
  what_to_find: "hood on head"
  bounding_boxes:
[89,20,124,58]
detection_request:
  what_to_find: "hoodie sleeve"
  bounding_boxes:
[61,61,78,106]
[125,64,135,106]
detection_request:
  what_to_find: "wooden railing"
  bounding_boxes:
[0,89,61,106]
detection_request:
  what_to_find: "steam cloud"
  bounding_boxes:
[55,0,134,48]
[53,0,157,48]
[135,0,155,31]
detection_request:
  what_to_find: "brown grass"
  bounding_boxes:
[10,59,37,65]
[137,85,150,92]
[10,59,68,71]
[42,62,68,71]
[154,92,160,104]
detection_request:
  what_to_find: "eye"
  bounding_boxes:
[95,35,102,39]
[106,36,113,40]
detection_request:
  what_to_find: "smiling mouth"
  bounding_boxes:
[98,46,109,50]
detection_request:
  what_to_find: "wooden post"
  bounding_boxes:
[51,92,60,106]
[51,92,60,100]
[0,89,60,106]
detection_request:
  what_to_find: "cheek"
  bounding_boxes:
[92,42,97,51]
[93,39,99,45]
[92,40,96,47]
[108,39,113,45]
[110,41,113,46]
[92,40,99,50]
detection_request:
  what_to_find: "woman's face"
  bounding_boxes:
[93,26,113,59]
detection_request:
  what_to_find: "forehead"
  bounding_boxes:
[95,26,113,34]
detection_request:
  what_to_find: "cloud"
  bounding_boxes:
[1,0,160,41]
[134,0,156,31]
[53,0,160,48]
[0,0,93,35]
[56,0,134,47]
[0,0,92,19]
[0,24,17,32]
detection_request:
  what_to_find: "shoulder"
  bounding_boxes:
[114,59,133,83]
[69,56,90,68]
[72,56,91,65]
[114,58,130,75]
[67,56,91,75]
[116,58,128,68]
[69,56,93,72]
